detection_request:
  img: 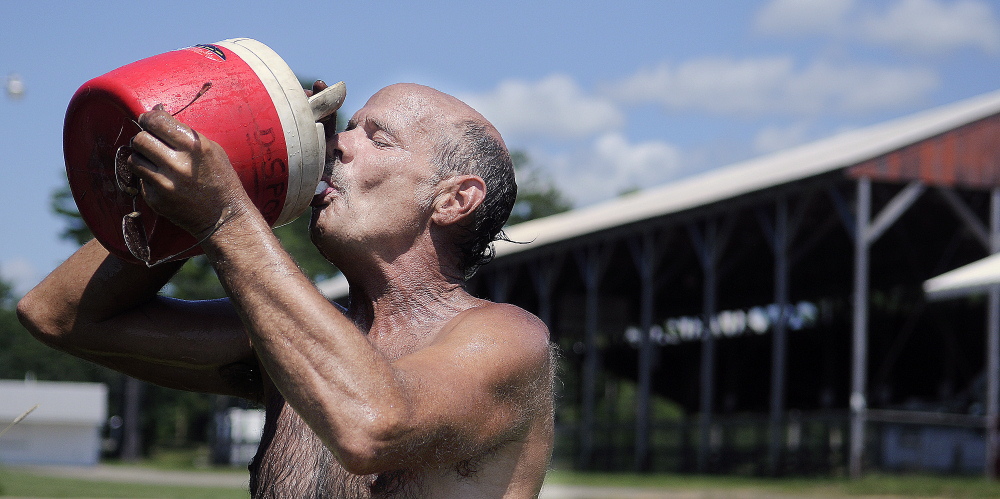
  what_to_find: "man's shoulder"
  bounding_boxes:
[453,301,548,338]
[458,301,543,324]
[437,301,550,363]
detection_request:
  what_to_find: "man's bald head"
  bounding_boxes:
[372,83,507,150]
[372,84,516,279]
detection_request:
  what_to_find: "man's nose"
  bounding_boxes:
[329,132,349,164]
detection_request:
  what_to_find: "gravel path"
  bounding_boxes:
[12,464,249,488]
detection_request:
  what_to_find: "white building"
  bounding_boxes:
[0,379,108,466]
[215,407,265,466]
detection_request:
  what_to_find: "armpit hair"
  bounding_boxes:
[218,358,263,402]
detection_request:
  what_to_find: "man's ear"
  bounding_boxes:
[431,175,486,226]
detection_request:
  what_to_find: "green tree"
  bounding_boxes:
[274,214,338,282]
[51,185,92,246]
[507,151,573,225]
[0,277,116,383]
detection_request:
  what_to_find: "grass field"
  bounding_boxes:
[543,470,1000,497]
[0,467,246,498]
[2,465,1000,498]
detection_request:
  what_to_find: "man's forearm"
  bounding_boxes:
[17,239,183,344]
[201,209,411,472]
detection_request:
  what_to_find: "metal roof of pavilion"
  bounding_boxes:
[924,252,1000,300]
[495,88,1000,258]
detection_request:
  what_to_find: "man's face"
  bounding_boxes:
[309,84,446,262]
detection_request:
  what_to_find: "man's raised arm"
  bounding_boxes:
[17,240,259,399]
[124,101,554,476]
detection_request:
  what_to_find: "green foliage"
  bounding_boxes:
[144,387,218,448]
[507,151,573,226]
[51,183,92,246]
[163,256,227,300]
[274,214,338,282]
[0,278,12,309]
[0,279,115,384]
[161,214,337,301]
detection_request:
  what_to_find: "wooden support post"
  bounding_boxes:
[574,245,610,469]
[489,267,512,303]
[986,188,1000,480]
[120,375,143,462]
[529,256,561,328]
[689,220,719,473]
[849,178,871,479]
[768,197,790,475]
[629,232,658,471]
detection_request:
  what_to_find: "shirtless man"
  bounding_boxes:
[17,82,554,498]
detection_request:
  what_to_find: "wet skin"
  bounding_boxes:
[18,83,554,497]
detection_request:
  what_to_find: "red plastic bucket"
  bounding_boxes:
[63,38,344,265]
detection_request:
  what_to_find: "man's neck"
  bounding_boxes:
[342,253,479,351]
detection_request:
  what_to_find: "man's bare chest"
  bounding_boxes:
[248,394,421,498]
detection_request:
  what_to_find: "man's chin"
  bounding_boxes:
[308,206,325,237]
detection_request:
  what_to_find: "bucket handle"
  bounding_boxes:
[308,81,347,122]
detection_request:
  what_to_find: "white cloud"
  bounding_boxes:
[753,122,812,153]
[593,133,682,183]
[460,74,624,141]
[545,133,683,206]
[1,257,39,297]
[860,0,1000,54]
[607,57,938,117]
[754,0,855,36]
[609,57,793,114]
[789,61,939,112]
[754,0,1000,55]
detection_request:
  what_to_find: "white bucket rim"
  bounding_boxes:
[216,38,325,227]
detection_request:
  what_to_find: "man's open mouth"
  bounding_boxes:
[312,183,335,207]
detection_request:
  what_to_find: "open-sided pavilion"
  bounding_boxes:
[464,89,1000,477]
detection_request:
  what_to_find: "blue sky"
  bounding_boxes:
[3,0,1000,295]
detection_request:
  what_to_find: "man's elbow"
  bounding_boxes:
[335,439,385,476]
[16,290,69,348]
[333,409,411,475]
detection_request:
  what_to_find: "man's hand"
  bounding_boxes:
[307,79,339,141]
[128,108,251,239]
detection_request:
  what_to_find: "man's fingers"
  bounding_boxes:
[126,150,164,182]
[127,145,178,197]
[310,80,339,140]
[304,80,327,98]
[130,130,184,173]
[312,80,328,94]
[127,151,179,207]
[136,108,199,151]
